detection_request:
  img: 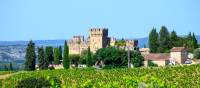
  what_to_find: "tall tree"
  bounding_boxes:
[159,26,170,53]
[4,65,8,71]
[54,47,60,65]
[59,46,62,64]
[38,46,47,70]
[86,47,92,67]
[9,62,13,71]
[170,30,178,47]
[192,33,198,49]
[45,46,54,64]
[63,41,70,69]
[186,32,194,52]
[25,40,36,71]
[149,28,159,53]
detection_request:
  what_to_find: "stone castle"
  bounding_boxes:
[68,28,138,54]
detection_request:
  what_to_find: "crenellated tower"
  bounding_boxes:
[89,28,110,53]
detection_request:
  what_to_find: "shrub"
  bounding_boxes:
[94,47,128,68]
[194,48,200,59]
[148,60,158,67]
[70,54,80,67]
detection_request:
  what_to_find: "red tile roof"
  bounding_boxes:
[171,47,186,52]
[144,53,170,61]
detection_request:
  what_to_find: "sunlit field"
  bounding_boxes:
[1,65,200,88]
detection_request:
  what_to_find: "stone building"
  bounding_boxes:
[68,28,138,54]
[139,48,150,55]
[144,53,170,66]
[89,28,110,53]
[143,47,189,67]
[170,47,188,64]
[68,36,88,54]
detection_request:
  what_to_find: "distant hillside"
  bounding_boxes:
[136,37,149,48]
[0,40,65,46]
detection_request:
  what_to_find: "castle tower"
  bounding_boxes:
[68,36,85,54]
[89,28,109,53]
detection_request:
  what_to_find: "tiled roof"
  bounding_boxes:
[171,47,186,52]
[144,53,170,61]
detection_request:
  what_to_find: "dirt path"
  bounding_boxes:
[0,73,14,79]
[0,72,23,80]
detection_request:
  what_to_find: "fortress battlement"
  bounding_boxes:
[68,28,138,54]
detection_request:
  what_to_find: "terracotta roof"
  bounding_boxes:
[171,47,186,52]
[144,53,170,61]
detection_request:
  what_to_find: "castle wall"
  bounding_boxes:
[68,28,138,54]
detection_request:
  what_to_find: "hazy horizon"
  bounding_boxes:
[1,0,200,41]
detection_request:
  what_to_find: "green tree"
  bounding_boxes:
[86,47,93,67]
[54,47,60,65]
[115,38,126,47]
[63,41,70,69]
[94,47,128,68]
[59,46,62,64]
[45,46,54,64]
[131,51,144,67]
[194,48,200,59]
[80,50,88,64]
[38,46,47,70]
[70,54,80,67]
[149,28,159,53]
[25,40,36,71]
[192,33,198,49]
[170,30,179,47]
[9,62,13,71]
[4,65,8,71]
[185,32,194,52]
[159,26,170,53]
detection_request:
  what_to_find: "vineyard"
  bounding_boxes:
[1,65,200,88]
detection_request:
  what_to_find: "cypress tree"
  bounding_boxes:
[170,30,178,47]
[192,33,198,49]
[86,47,92,67]
[59,46,62,64]
[159,26,170,53]
[149,28,159,53]
[9,62,13,71]
[54,47,60,65]
[38,46,46,70]
[45,46,54,64]
[4,65,8,71]
[186,32,194,52]
[63,41,70,69]
[24,40,36,71]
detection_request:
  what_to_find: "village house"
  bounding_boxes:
[143,47,190,66]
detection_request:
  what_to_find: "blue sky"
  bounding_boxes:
[0,0,200,41]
